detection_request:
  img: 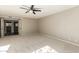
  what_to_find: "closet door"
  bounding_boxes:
[4,20,12,36]
[14,21,19,35]
[4,20,19,36]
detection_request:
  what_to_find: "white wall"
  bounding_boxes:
[20,18,38,35]
[0,17,38,37]
[39,6,79,44]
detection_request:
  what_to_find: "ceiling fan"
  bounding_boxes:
[20,5,41,14]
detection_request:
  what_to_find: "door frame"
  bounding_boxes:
[4,20,19,36]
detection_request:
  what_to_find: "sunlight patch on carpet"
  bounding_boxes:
[0,44,10,53]
[32,45,58,53]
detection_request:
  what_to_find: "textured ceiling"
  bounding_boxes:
[0,5,77,19]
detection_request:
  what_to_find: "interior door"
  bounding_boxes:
[4,20,12,36]
[14,21,19,35]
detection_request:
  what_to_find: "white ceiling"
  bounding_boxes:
[0,5,77,19]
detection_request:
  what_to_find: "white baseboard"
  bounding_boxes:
[41,33,79,47]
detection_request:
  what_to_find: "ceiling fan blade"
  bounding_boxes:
[31,5,34,10]
[25,10,30,13]
[20,7,28,10]
[33,10,41,12]
[33,11,36,14]
[20,7,26,9]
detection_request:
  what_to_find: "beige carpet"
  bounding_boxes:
[0,35,79,53]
